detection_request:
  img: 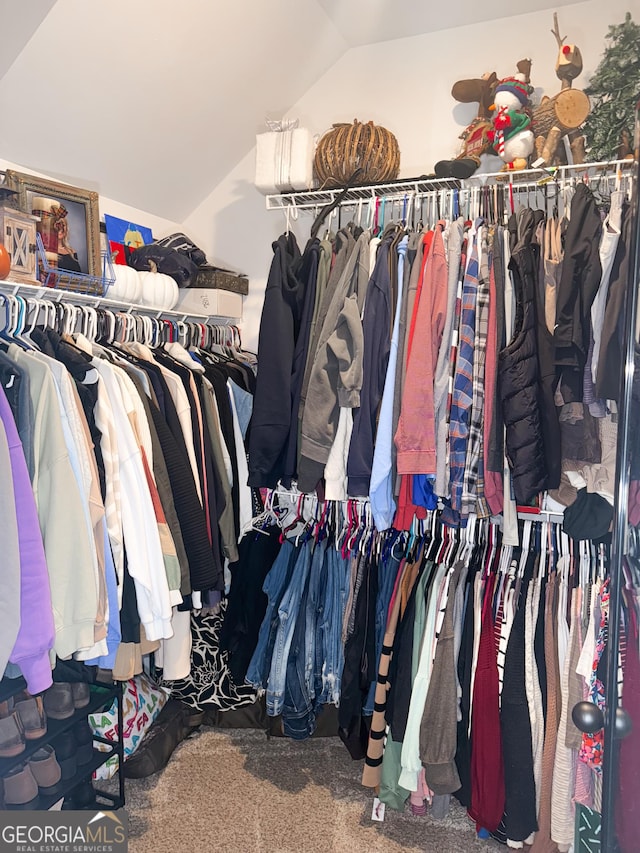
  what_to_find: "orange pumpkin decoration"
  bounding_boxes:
[0,244,10,280]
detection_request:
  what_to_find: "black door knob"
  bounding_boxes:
[572,700,605,733]
[614,706,633,740]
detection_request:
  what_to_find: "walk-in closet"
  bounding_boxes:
[0,2,638,852]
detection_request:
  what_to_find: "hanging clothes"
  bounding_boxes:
[239,165,635,844]
[0,297,255,689]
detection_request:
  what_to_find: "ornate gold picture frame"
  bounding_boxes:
[5,169,102,291]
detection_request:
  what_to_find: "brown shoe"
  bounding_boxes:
[3,764,40,810]
[43,683,75,720]
[0,697,15,718]
[15,695,47,740]
[0,712,25,758]
[71,682,90,709]
[28,745,63,796]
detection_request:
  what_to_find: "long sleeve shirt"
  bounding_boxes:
[0,387,55,694]
[369,236,407,528]
[395,224,448,476]
[347,236,394,496]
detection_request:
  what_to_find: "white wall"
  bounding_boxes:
[0,0,348,222]
[0,159,183,240]
[183,0,635,351]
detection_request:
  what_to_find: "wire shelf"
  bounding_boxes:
[464,158,637,188]
[265,176,462,211]
[36,233,115,297]
[0,278,235,326]
[265,159,637,212]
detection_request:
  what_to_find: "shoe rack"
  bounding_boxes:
[0,675,125,811]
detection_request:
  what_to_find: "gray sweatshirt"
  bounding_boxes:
[297,230,370,492]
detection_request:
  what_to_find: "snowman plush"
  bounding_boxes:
[487,75,535,171]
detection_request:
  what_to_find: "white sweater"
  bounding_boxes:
[93,359,174,642]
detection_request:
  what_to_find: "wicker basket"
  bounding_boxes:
[313,120,400,188]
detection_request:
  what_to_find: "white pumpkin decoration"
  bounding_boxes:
[139,261,179,310]
[109,263,142,303]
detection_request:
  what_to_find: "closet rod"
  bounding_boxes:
[268,487,565,526]
[0,279,235,326]
[266,158,636,213]
[265,176,461,211]
[464,157,635,186]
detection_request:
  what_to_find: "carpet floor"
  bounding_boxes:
[121,727,503,853]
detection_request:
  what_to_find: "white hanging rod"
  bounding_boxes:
[265,176,461,211]
[0,279,234,326]
[465,158,636,187]
[265,159,636,212]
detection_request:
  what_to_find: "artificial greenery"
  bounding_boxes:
[583,12,640,161]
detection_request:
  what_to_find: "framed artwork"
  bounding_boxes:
[104,213,153,249]
[5,169,102,291]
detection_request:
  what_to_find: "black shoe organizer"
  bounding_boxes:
[0,675,125,811]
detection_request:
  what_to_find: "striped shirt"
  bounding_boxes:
[462,229,490,519]
[448,233,479,517]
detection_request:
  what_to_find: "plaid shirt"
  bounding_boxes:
[442,239,467,489]
[448,231,479,516]
[462,228,491,519]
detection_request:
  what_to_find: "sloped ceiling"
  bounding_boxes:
[316,0,583,45]
[0,0,586,222]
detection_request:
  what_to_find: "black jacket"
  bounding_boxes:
[554,183,603,401]
[595,201,632,401]
[499,241,548,505]
[282,238,321,487]
[248,233,304,488]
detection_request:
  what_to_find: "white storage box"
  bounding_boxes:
[176,287,242,319]
[255,128,315,194]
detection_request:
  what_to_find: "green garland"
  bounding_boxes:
[583,12,640,161]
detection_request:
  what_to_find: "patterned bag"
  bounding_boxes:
[161,602,257,711]
[89,673,169,780]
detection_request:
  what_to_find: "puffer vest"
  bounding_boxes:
[499,243,548,504]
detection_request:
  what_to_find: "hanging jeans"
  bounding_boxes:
[281,545,316,739]
[305,538,328,704]
[320,546,351,706]
[245,539,297,690]
[267,539,314,717]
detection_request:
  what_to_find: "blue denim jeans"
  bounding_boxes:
[245,539,296,690]
[304,538,328,704]
[319,547,350,705]
[266,539,313,717]
[281,547,317,739]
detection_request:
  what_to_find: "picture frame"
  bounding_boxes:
[5,169,102,292]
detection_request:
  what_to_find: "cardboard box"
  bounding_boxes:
[176,287,242,319]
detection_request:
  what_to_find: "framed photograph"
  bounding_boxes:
[5,169,101,292]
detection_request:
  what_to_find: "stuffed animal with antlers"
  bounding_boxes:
[532,13,590,166]
[435,60,534,178]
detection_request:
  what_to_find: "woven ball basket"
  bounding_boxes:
[314,120,400,188]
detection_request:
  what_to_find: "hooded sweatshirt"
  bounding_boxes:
[0,385,54,694]
[297,231,370,492]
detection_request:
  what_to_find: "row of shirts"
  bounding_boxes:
[0,324,254,696]
[250,186,630,546]
[359,521,614,849]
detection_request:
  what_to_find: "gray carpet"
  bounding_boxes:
[120,728,503,852]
